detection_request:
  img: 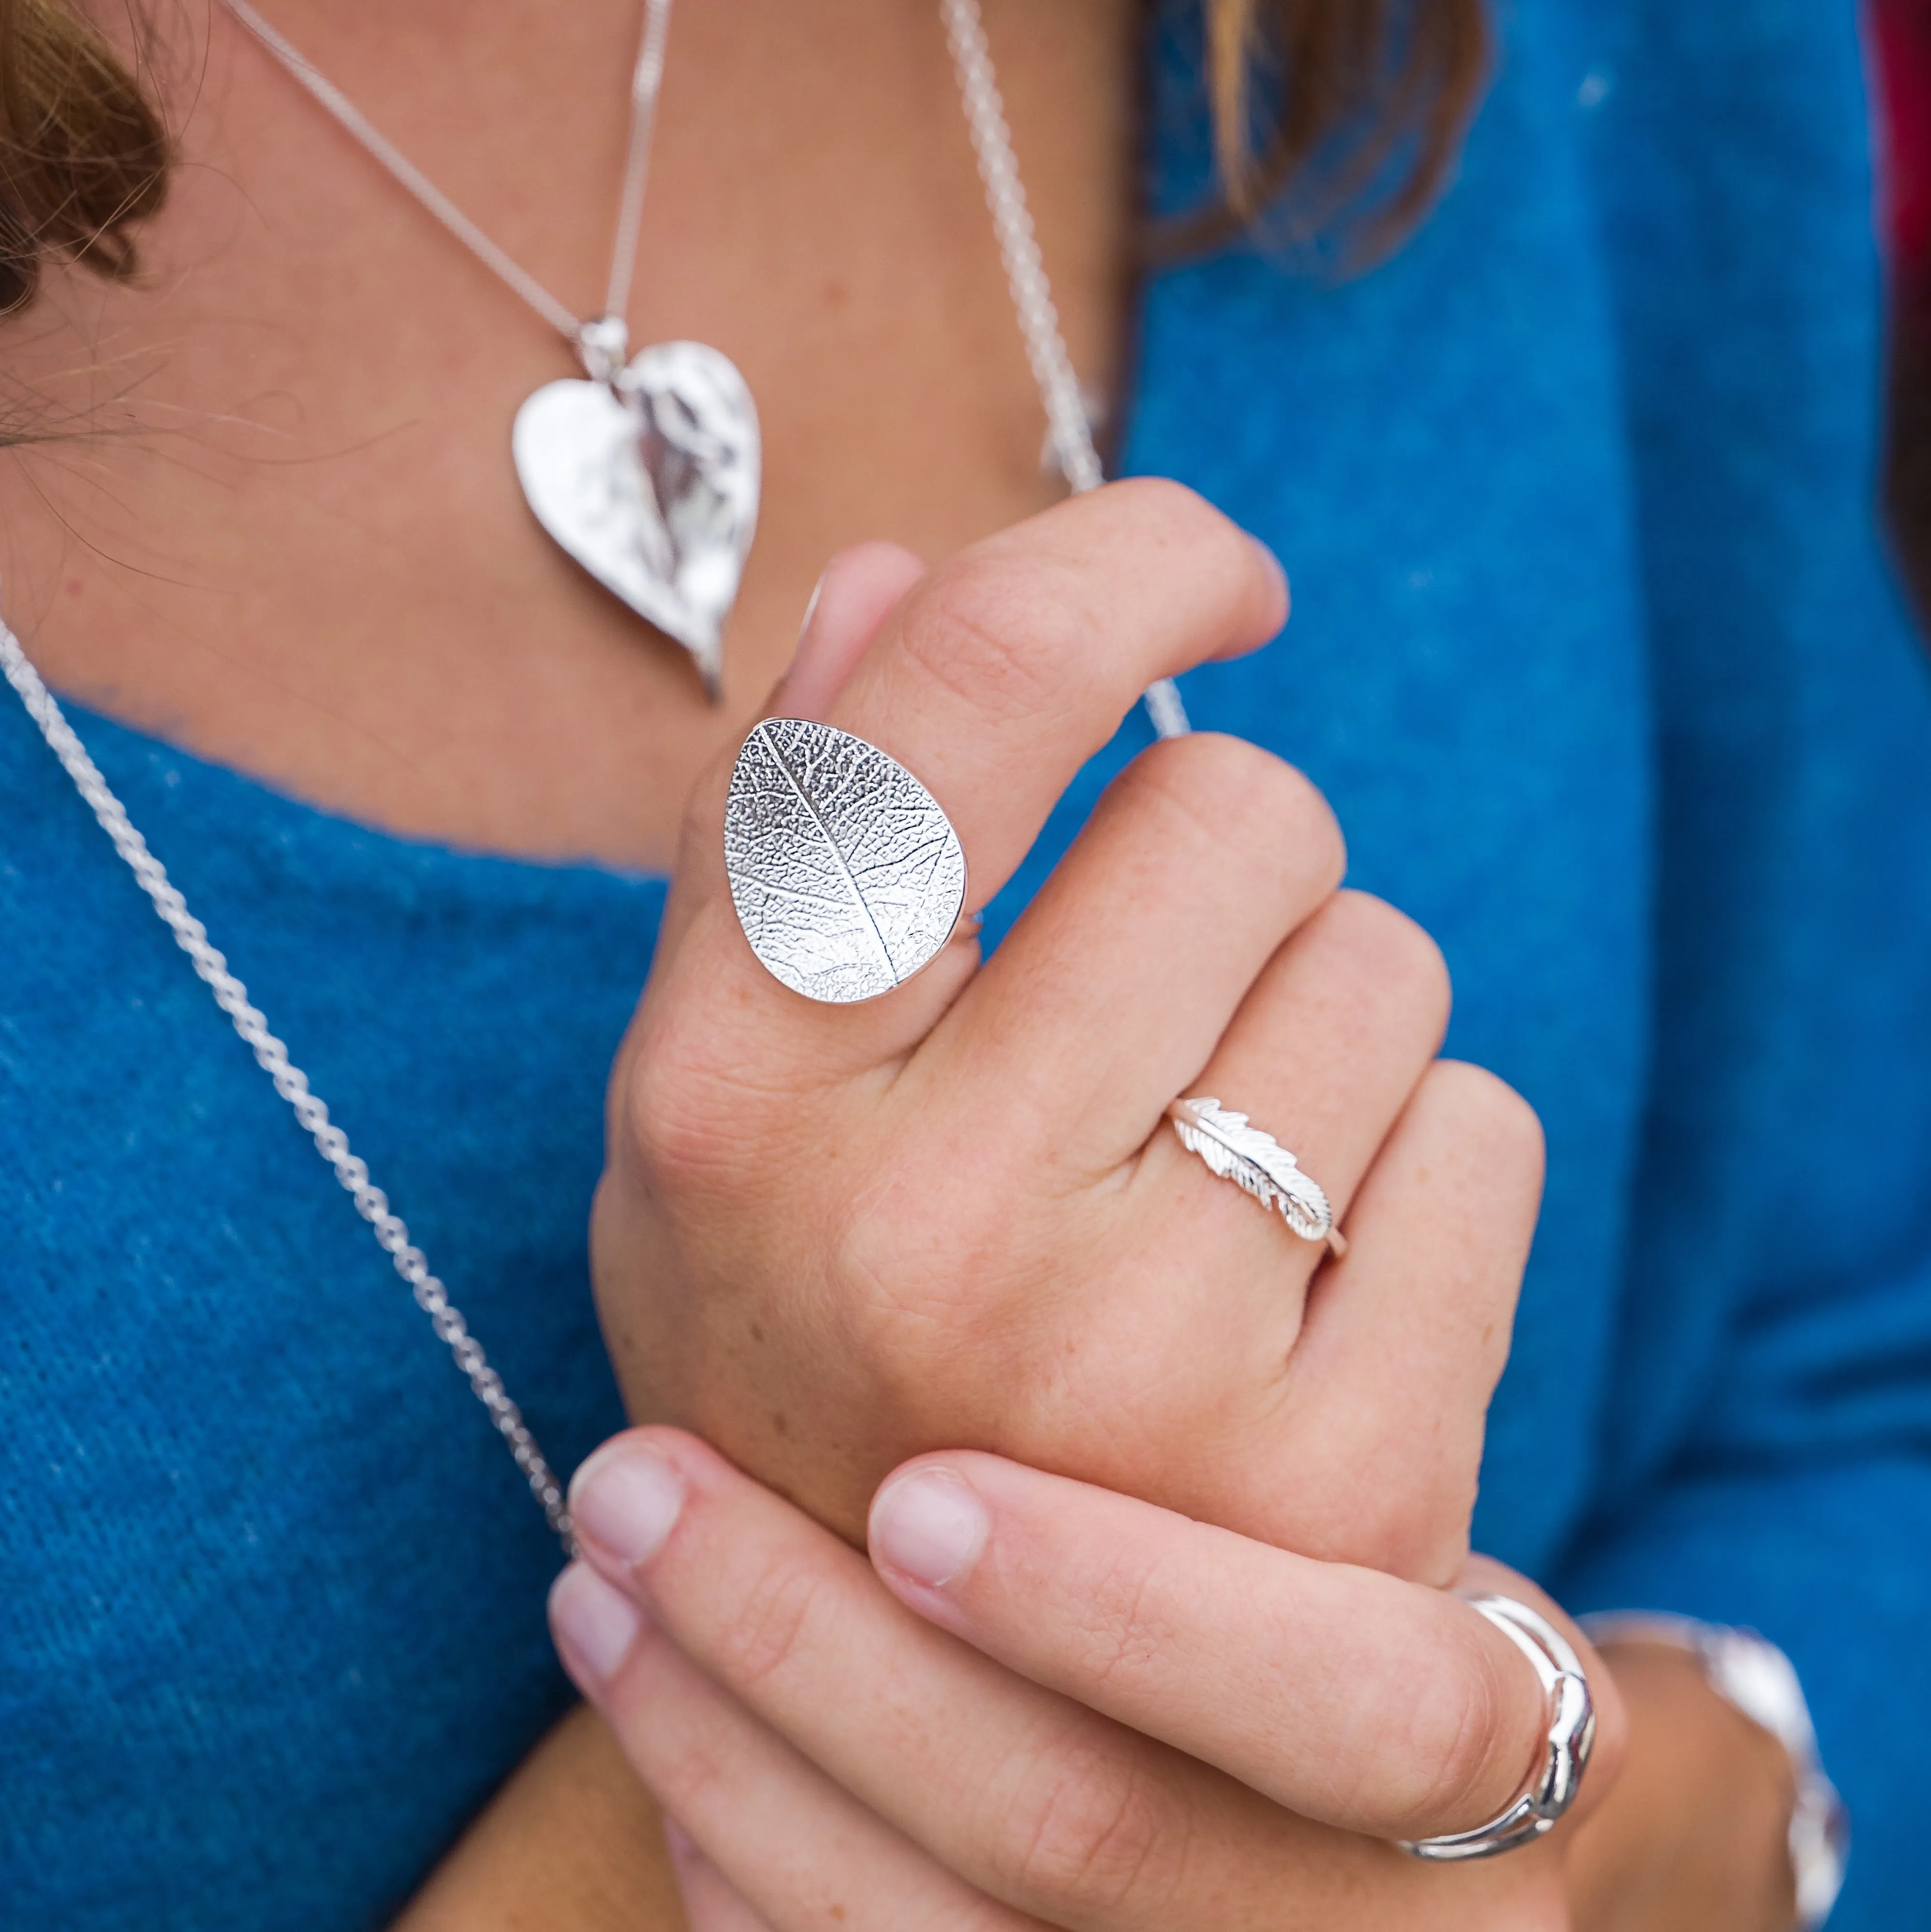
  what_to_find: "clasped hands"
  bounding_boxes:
[558,482,1627,1928]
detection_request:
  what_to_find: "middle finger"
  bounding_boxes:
[910,729,1350,1181]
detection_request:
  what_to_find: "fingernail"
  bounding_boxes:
[1248,534,1289,615]
[869,1468,989,1589]
[570,1441,686,1568]
[794,570,827,659]
[549,1561,644,1683]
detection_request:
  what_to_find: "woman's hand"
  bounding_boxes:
[593,479,1543,1569]
[547,1428,1629,1930]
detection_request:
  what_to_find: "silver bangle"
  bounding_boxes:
[1580,1613,1848,1930]
[1400,1594,1597,1862]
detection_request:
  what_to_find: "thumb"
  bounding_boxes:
[774,541,928,721]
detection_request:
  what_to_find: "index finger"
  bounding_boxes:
[867,1451,1627,1845]
[825,477,1285,904]
[665,480,1285,1056]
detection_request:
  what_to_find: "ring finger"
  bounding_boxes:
[933,888,1460,1534]
[1114,885,1454,1298]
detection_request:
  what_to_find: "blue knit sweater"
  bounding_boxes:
[5,1,1928,1924]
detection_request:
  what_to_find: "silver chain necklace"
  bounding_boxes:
[0,625,580,1545]
[4,0,1188,1559]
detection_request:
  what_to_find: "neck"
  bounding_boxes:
[0,0,1137,871]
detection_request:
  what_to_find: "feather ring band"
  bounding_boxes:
[1166,1096,1347,1258]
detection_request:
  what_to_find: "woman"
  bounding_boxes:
[0,0,1921,1927]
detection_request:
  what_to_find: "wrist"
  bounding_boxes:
[1565,1641,1799,1932]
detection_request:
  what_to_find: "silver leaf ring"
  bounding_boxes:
[1166,1096,1348,1257]
[725,717,968,1004]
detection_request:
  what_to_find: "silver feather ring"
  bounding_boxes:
[1166,1097,1347,1258]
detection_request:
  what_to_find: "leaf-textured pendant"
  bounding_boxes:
[513,340,759,700]
[1167,1096,1337,1246]
[725,718,967,1004]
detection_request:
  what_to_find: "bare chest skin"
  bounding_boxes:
[1,0,1133,871]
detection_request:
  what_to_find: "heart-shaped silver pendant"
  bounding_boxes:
[513,338,759,700]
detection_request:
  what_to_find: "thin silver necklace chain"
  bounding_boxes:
[218,0,673,365]
[938,0,1189,737]
[0,626,578,1551]
[2,3,1190,1558]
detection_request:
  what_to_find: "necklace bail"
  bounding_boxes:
[577,314,630,386]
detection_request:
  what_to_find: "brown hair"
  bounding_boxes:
[1167,0,1492,264]
[0,0,168,312]
[0,0,1484,311]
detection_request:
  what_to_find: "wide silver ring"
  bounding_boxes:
[1165,1097,1347,1257]
[724,718,968,1004]
[1400,1594,1597,1862]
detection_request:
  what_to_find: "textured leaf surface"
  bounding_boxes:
[725,718,967,1003]
[1168,1096,1334,1241]
[512,340,760,699]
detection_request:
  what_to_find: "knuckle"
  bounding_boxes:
[995,1725,1179,1913]
[898,553,1089,724]
[1128,733,1347,894]
[1325,890,1453,1037]
[618,970,800,1199]
[1426,1059,1547,1188]
[619,1025,732,1196]
[700,1544,831,1696]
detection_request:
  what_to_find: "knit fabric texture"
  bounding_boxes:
[5,0,1929,1924]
